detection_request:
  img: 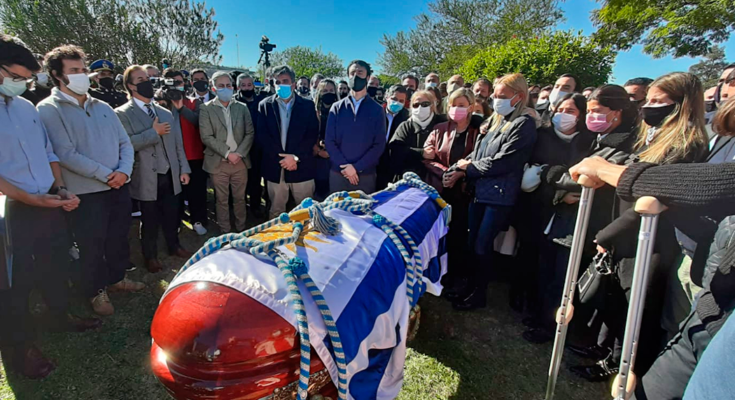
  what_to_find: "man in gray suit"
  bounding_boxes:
[199,71,254,233]
[115,65,192,273]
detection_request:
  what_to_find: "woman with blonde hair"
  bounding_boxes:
[446,73,538,310]
[389,90,444,177]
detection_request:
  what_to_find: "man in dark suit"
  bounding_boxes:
[377,84,410,189]
[256,65,319,219]
[235,73,267,217]
[115,65,192,273]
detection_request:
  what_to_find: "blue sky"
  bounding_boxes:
[209,0,733,85]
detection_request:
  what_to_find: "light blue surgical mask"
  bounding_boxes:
[426,82,438,88]
[388,100,404,114]
[492,94,518,116]
[276,84,292,99]
[216,87,233,102]
[0,69,28,97]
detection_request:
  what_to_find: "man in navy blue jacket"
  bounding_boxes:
[325,60,386,194]
[256,65,319,219]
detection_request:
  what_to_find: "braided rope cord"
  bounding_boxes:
[170,173,449,400]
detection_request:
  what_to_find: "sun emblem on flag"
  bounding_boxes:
[249,223,330,253]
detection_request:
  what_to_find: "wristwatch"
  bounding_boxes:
[49,185,67,195]
[293,155,300,163]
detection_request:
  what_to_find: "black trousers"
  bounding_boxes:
[0,200,70,347]
[442,187,470,279]
[71,186,131,297]
[180,159,208,225]
[247,143,265,208]
[139,172,181,260]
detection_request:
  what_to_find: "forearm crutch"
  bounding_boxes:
[611,196,667,400]
[545,176,596,400]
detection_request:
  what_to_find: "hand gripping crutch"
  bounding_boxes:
[544,176,596,400]
[611,196,667,400]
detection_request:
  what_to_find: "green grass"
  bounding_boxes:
[0,216,609,400]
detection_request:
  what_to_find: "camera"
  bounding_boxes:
[161,78,184,101]
[259,36,276,53]
[150,76,162,89]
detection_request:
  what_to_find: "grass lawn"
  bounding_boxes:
[0,210,609,400]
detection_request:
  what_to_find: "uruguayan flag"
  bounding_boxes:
[165,186,448,399]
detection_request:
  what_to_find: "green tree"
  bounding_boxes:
[592,0,735,58]
[270,46,344,79]
[689,47,729,89]
[458,31,615,88]
[0,0,223,68]
[376,74,401,87]
[378,0,563,78]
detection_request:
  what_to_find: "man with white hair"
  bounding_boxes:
[199,71,254,233]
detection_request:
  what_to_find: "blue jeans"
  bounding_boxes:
[467,202,513,256]
[683,314,735,399]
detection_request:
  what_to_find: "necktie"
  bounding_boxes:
[199,96,205,103]
[144,103,155,120]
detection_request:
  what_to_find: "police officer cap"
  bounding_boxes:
[181,70,190,78]
[89,59,115,72]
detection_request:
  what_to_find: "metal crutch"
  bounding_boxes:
[611,196,667,400]
[545,176,596,400]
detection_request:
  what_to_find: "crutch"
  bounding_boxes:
[545,176,596,400]
[611,196,667,400]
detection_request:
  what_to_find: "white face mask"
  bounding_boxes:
[549,88,568,106]
[66,73,90,95]
[552,112,578,132]
[426,82,438,88]
[36,72,49,87]
[411,105,432,121]
[492,94,517,116]
[0,69,28,97]
[447,82,462,94]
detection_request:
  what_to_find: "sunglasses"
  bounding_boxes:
[412,101,432,108]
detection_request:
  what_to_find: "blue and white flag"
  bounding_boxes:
[165,186,448,399]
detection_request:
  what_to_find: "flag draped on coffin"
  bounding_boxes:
[164,186,448,399]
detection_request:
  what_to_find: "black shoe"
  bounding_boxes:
[452,287,487,311]
[522,316,540,328]
[570,355,619,382]
[567,344,611,360]
[444,278,469,302]
[522,327,553,344]
[126,262,137,272]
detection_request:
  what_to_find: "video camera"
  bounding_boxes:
[161,78,184,102]
[150,76,163,89]
[259,36,276,53]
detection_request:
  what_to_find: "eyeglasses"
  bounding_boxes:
[0,66,32,83]
[412,101,432,108]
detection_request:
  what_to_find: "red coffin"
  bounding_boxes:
[150,281,338,400]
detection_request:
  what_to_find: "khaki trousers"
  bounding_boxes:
[267,170,315,219]
[211,160,248,232]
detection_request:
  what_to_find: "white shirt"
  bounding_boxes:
[194,92,211,103]
[214,97,238,156]
[133,97,156,117]
[350,95,365,115]
[58,89,92,111]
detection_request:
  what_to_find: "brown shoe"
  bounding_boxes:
[91,290,114,316]
[170,247,193,259]
[4,345,56,379]
[108,277,145,293]
[145,258,163,273]
[63,314,103,333]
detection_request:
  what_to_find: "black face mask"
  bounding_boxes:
[348,75,367,92]
[376,95,384,102]
[705,100,716,113]
[193,80,209,93]
[240,89,255,98]
[632,99,645,107]
[321,93,338,109]
[298,86,310,95]
[641,103,676,127]
[99,77,114,90]
[339,90,349,99]
[135,80,155,99]
[367,86,377,97]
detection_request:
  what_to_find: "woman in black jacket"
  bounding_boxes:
[389,90,445,178]
[313,79,339,201]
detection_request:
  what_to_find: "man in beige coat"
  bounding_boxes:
[199,71,254,233]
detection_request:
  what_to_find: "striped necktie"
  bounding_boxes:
[144,103,155,119]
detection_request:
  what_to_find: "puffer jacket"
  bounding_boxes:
[464,114,537,206]
[703,216,735,290]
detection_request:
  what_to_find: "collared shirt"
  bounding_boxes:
[133,97,156,117]
[194,92,210,103]
[214,97,238,156]
[0,96,58,195]
[350,95,365,115]
[276,95,294,150]
[57,89,92,111]
[132,97,170,173]
[386,110,396,141]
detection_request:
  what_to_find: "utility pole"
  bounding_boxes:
[236,34,240,68]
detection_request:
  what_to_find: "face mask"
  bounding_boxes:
[447,83,461,94]
[641,103,676,127]
[99,77,114,90]
[240,89,255,98]
[193,80,209,93]
[549,88,568,105]
[216,87,233,102]
[321,93,338,109]
[412,105,432,121]
[493,94,517,116]
[36,72,49,87]
[376,95,384,102]
[348,75,367,92]
[426,82,438,88]
[135,80,155,99]
[536,99,549,109]
[298,86,309,95]
[339,90,349,99]
[705,100,716,113]
[586,112,613,133]
[387,100,404,114]
[0,71,28,97]
[552,112,578,132]
[448,106,468,122]
[66,73,90,95]
[472,112,485,118]
[367,86,378,97]
[276,84,292,99]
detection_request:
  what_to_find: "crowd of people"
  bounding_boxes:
[2,32,735,399]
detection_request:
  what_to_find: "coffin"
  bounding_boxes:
[151,176,449,400]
